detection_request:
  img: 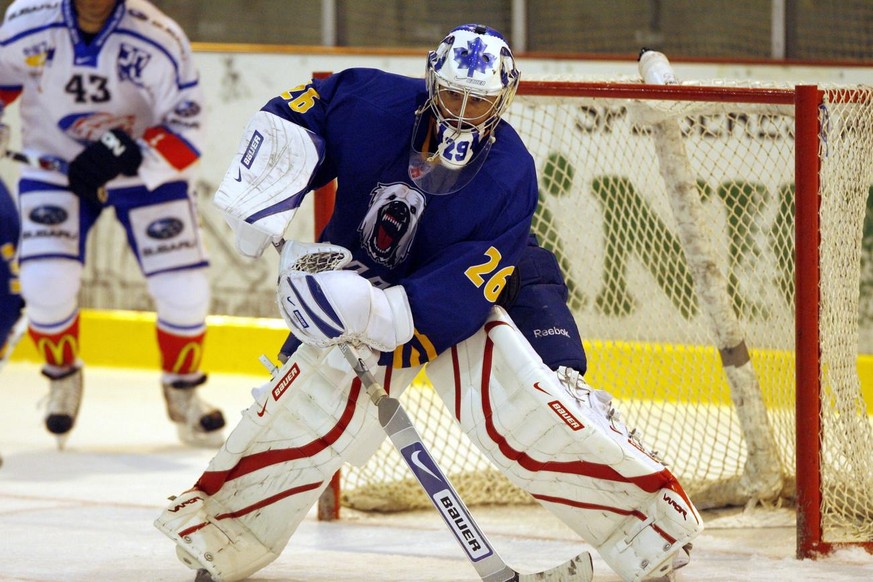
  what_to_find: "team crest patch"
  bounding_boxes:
[23,42,54,69]
[358,183,426,267]
[118,43,151,85]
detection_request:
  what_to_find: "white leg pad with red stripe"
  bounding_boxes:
[154,343,420,582]
[425,306,703,582]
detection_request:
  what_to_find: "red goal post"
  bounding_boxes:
[313,76,873,560]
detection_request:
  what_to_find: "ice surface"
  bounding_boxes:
[1,363,870,581]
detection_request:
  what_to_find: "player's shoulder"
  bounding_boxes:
[488,121,537,182]
[121,0,192,57]
[473,122,538,214]
[1,0,62,39]
[325,68,423,104]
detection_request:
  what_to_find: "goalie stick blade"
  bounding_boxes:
[516,551,593,581]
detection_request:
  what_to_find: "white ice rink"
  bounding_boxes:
[1,362,871,581]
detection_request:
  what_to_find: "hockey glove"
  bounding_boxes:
[277,269,414,352]
[68,129,142,205]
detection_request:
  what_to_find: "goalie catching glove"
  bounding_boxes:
[276,242,414,352]
[68,128,142,205]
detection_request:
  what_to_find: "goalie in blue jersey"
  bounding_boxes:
[156,24,702,582]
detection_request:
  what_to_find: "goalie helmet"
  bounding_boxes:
[409,24,520,195]
[426,23,519,136]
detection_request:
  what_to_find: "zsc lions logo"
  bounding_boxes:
[146,218,184,240]
[29,205,68,225]
[358,182,426,267]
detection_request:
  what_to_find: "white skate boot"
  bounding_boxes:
[41,362,84,449]
[162,373,226,448]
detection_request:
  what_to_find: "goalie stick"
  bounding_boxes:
[3,148,107,203]
[231,239,594,582]
[4,149,70,174]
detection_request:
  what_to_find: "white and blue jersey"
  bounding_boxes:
[0,0,208,274]
[0,0,203,188]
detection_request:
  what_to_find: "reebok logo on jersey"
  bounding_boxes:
[242,131,263,168]
[533,326,570,338]
[548,400,584,430]
[272,362,300,401]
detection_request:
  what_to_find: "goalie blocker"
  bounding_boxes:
[155,307,702,582]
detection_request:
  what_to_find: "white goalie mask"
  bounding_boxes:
[409,23,520,195]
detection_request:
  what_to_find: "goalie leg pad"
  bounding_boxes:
[425,306,703,582]
[155,343,414,582]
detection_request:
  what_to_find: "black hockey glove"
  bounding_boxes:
[68,128,143,205]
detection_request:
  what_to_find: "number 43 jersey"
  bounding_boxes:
[0,0,204,189]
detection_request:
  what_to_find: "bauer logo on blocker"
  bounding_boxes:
[242,131,263,168]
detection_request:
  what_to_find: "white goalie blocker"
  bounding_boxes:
[155,305,700,582]
[214,110,324,258]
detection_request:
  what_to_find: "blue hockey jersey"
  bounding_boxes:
[263,69,538,368]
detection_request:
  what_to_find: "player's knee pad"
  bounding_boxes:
[19,258,81,324]
[147,267,210,326]
[155,344,417,581]
[425,306,702,582]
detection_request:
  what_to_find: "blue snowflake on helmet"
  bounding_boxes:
[453,36,494,78]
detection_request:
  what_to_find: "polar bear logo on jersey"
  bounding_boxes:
[359,182,426,267]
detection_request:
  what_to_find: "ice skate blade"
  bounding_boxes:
[194,568,215,582]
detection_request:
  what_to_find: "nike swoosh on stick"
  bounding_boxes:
[234,168,242,182]
[256,399,268,417]
[410,449,442,482]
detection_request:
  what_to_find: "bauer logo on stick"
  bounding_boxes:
[401,442,494,561]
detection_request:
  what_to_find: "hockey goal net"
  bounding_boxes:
[327,78,873,558]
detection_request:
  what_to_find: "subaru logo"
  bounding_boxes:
[146,218,184,240]
[29,205,68,225]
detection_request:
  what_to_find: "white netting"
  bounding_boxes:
[817,88,873,542]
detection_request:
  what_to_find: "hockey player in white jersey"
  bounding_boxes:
[155,24,702,582]
[0,0,225,447]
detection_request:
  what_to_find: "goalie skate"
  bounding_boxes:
[163,373,226,448]
[42,362,83,449]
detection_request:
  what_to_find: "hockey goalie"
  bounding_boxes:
[155,23,702,582]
